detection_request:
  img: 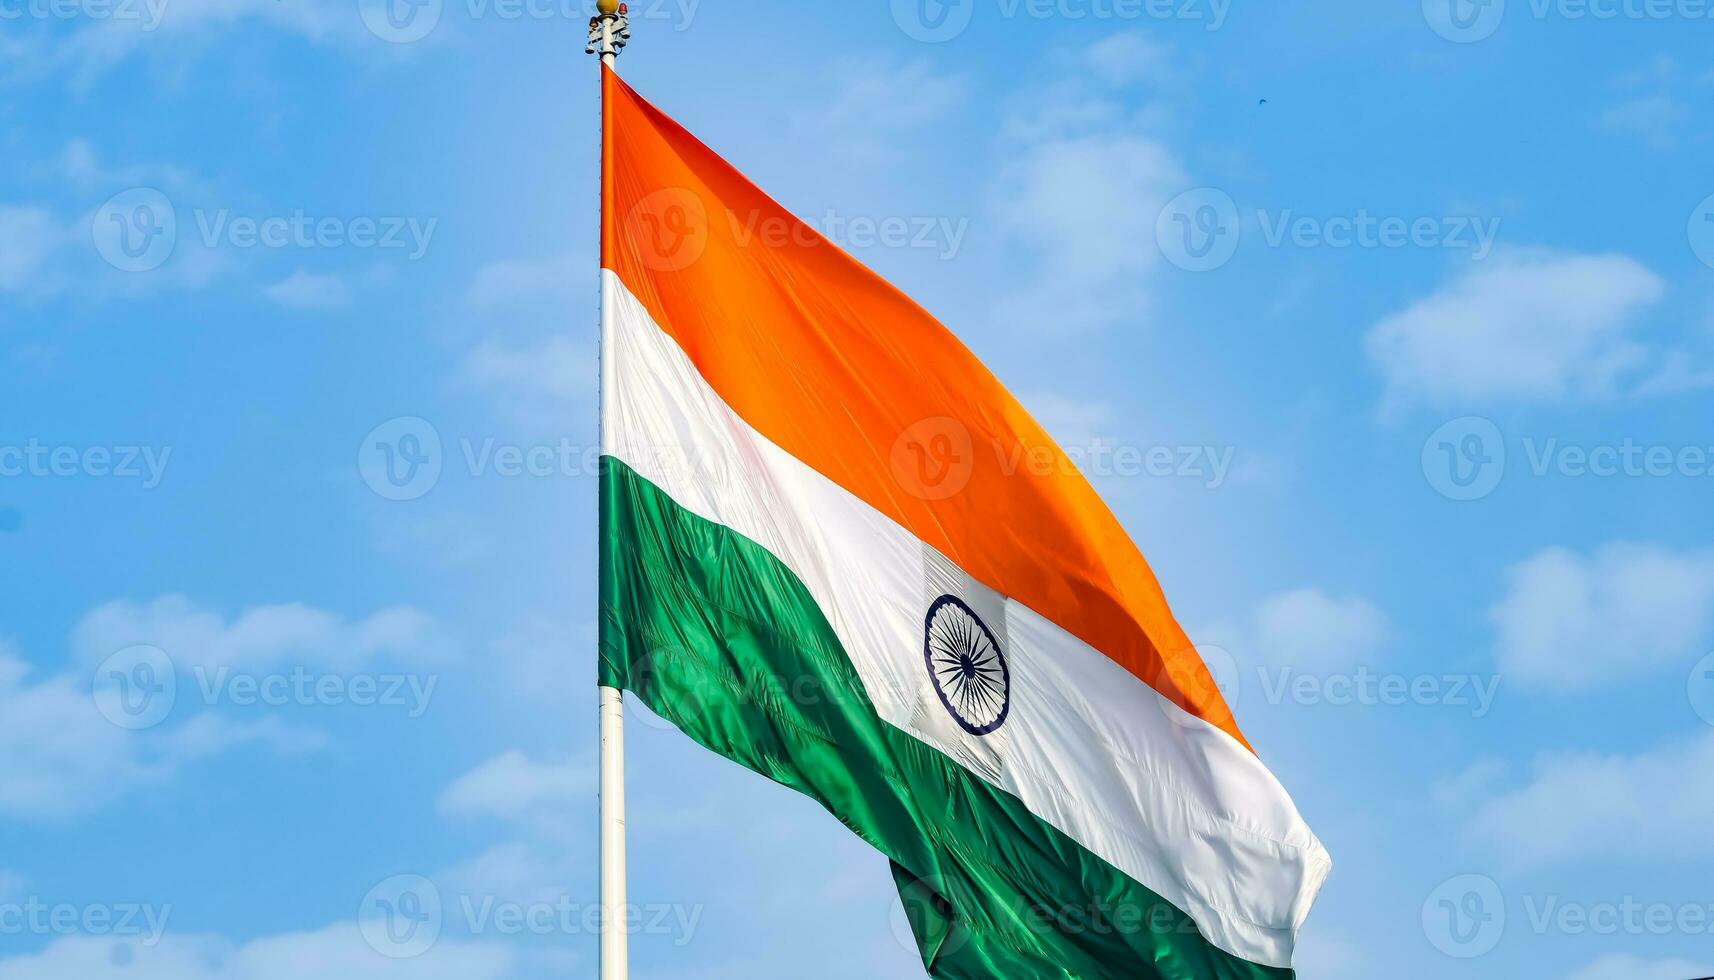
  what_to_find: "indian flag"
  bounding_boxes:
[597,66,1329,979]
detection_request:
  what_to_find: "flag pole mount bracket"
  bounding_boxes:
[586,2,631,60]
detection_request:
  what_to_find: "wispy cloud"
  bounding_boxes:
[988,33,1186,334]
[1565,954,1714,980]
[1365,250,1666,410]
[0,640,320,821]
[0,925,518,980]
[1490,543,1714,692]
[1469,731,1714,868]
[72,594,454,671]
[263,269,353,310]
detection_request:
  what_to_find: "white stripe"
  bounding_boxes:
[601,269,1329,967]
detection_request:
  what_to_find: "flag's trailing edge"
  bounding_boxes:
[597,66,1329,979]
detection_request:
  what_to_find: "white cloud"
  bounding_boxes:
[1430,757,1509,811]
[1251,588,1390,669]
[482,616,588,710]
[1596,56,1697,150]
[49,139,197,194]
[434,751,593,907]
[1469,731,1714,868]
[1566,954,1714,980]
[434,840,583,911]
[463,255,582,310]
[0,648,171,819]
[0,644,317,821]
[0,205,70,293]
[987,41,1187,334]
[788,59,968,170]
[70,594,453,670]
[9,0,368,91]
[438,750,592,824]
[1366,251,1665,409]
[0,595,445,819]
[461,337,594,410]
[1637,348,1714,397]
[264,269,353,310]
[460,255,594,421]
[1084,32,1174,88]
[0,926,516,980]
[990,132,1184,333]
[1490,544,1714,692]
[1597,94,1690,150]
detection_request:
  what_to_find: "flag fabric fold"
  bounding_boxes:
[597,66,1329,979]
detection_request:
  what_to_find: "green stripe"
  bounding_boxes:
[599,456,1290,980]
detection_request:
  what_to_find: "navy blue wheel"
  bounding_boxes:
[923,594,1010,736]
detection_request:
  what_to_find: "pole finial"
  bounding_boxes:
[586,1,630,61]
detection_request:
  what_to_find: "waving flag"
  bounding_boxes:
[597,66,1329,979]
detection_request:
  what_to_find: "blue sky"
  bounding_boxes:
[3,0,1714,977]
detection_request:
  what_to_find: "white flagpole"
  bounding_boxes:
[588,4,631,979]
[597,685,627,979]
